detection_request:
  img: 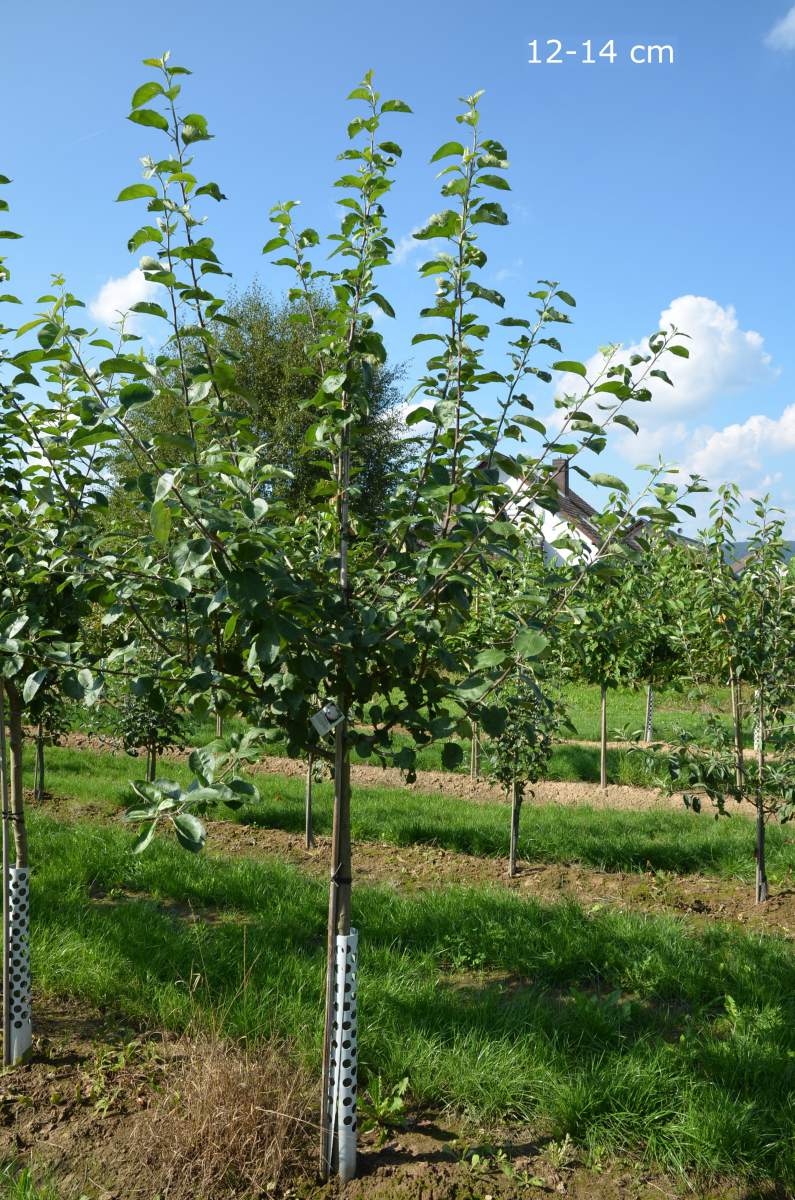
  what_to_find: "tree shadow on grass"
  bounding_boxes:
[233,792,755,878]
[26,821,795,1185]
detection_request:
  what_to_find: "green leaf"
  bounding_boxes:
[556,290,577,307]
[128,109,169,132]
[414,210,459,240]
[369,293,395,318]
[612,414,639,434]
[173,812,206,853]
[130,301,168,319]
[119,382,154,408]
[478,173,510,190]
[515,629,549,659]
[441,742,464,770]
[116,183,159,202]
[132,821,158,854]
[475,649,508,669]
[22,669,48,703]
[322,372,347,393]
[553,360,587,377]
[381,99,412,113]
[668,344,690,358]
[196,182,226,202]
[150,500,172,543]
[131,81,164,109]
[72,425,119,449]
[154,471,175,501]
[471,201,508,226]
[37,322,59,349]
[430,141,464,162]
[590,473,629,493]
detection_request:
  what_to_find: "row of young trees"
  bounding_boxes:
[1,51,787,1181]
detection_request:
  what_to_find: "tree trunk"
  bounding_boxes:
[469,721,480,781]
[34,725,45,803]
[600,682,608,791]
[755,696,768,904]
[320,408,355,1182]
[5,683,28,868]
[147,738,157,783]
[644,683,654,743]
[728,664,744,791]
[305,753,315,849]
[509,781,523,877]
[215,711,223,739]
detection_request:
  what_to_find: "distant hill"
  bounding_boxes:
[730,540,794,562]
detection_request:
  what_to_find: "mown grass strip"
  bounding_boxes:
[25,745,795,884]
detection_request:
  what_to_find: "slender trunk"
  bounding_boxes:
[753,689,762,754]
[5,683,28,867]
[644,683,654,743]
[728,664,744,791]
[755,696,768,904]
[305,753,315,849]
[147,738,157,784]
[470,721,480,781]
[600,682,608,791]
[215,711,223,739]
[320,408,354,1181]
[509,781,523,877]
[34,725,45,803]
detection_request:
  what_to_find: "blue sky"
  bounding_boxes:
[4,0,795,530]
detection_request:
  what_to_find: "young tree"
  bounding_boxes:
[566,546,648,788]
[9,57,699,1177]
[644,490,795,902]
[486,674,558,875]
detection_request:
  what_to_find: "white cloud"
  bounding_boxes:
[689,404,795,479]
[393,218,443,266]
[765,6,795,50]
[89,268,157,327]
[555,296,775,458]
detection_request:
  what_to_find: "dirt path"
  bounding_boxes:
[39,793,795,938]
[54,730,690,813]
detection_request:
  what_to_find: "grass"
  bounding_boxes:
[73,679,752,779]
[25,812,795,1187]
[24,744,795,884]
[0,1165,59,1200]
[558,681,742,744]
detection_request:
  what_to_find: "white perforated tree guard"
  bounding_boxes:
[645,685,654,742]
[7,866,31,1064]
[326,928,358,1182]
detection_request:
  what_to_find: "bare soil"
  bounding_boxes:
[54,731,686,813]
[0,999,782,1200]
[38,792,795,939]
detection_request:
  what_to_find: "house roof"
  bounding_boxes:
[541,458,697,555]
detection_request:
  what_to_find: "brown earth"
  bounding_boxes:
[0,998,783,1200]
[38,792,795,939]
[53,730,686,813]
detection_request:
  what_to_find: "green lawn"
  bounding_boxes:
[23,811,795,1188]
[72,679,750,781]
[23,744,795,884]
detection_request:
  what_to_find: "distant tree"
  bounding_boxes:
[486,674,559,876]
[110,284,412,523]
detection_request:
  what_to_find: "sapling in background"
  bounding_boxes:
[639,491,795,902]
[486,675,559,876]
